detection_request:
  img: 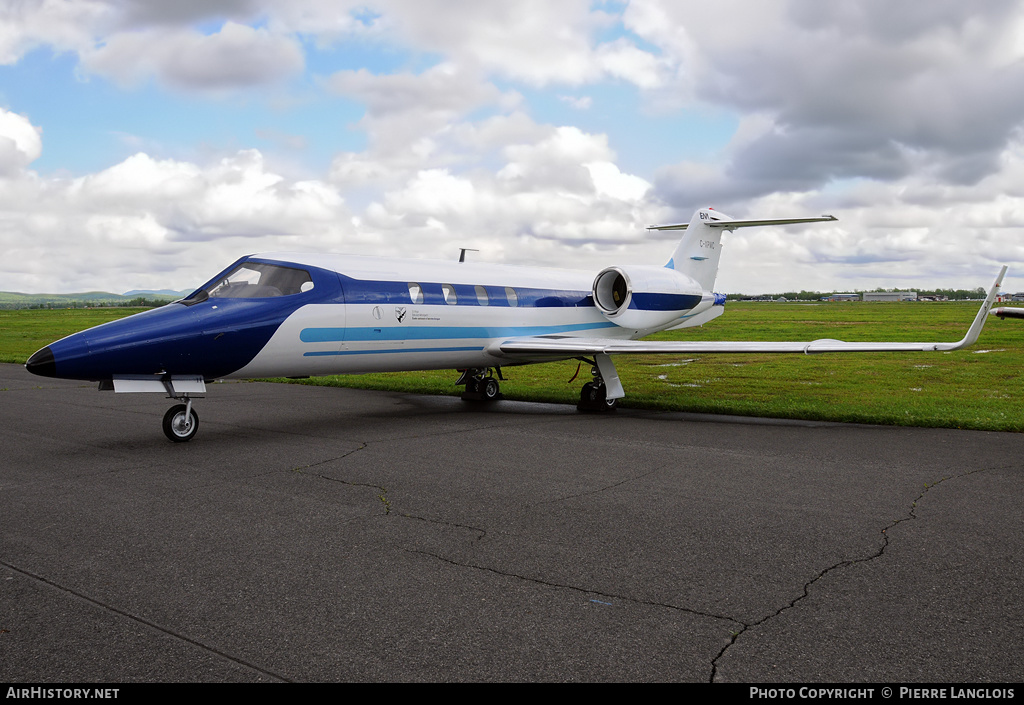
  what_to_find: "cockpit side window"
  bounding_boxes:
[181,262,313,304]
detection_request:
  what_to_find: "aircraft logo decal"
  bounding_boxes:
[395,307,407,323]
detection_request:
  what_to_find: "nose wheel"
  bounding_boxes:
[162,402,199,442]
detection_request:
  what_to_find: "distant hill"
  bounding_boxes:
[0,290,187,309]
[122,289,190,297]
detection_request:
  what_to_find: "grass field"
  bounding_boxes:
[3,302,1022,432]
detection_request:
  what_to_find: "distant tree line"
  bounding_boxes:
[0,298,173,310]
[726,287,989,301]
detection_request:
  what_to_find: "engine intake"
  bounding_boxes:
[594,268,631,314]
[592,265,707,331]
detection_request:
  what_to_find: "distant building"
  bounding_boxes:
[829,293,859,302]
[862,291,917,302]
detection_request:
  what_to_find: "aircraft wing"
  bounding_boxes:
[993,307,1024,320]
[498,266,1007,358]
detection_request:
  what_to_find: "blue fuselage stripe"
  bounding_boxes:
[304,346,485,357]
[299,321,618,343]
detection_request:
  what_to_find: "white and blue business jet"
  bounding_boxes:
[25,208,1007,442]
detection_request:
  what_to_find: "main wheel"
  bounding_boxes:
[482,377,500,400]
[162,404,199,443]
[578,383,617,412]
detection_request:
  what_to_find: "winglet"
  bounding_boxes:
[936,265,1007,351]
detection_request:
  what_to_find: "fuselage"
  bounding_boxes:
[25,252,714,382]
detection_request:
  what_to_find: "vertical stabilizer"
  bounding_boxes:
[665,209,728,292]
[652,210,837,293]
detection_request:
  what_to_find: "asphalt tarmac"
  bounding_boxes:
[1,362,1021,683]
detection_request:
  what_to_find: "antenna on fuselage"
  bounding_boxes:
[459,248,478,262]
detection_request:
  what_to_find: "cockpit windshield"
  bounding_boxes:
[181,262,314,305]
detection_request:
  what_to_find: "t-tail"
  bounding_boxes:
[650,209,839,292]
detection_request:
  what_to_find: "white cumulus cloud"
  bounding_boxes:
[80,21,304,90]
[0,108,42,175]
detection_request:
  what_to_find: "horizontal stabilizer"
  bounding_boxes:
[649,215,837,231]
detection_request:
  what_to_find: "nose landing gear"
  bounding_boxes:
[158,375,203,442]
[162,398,199,442]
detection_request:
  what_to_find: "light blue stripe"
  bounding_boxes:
[303,346,485,357]
[300,321,618,343]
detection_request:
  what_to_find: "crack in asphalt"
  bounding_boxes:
[531,465,671,507]
[289,443,396,514]
[287,419,542,516]
[707,466,992,683]
[399,513,488,542]
[0,559,291,683]
[369,420,514,444]
[404,548,746,628]
[296,442,490,534]
[290,443,369,473]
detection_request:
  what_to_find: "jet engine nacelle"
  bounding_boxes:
[592,265,706,330]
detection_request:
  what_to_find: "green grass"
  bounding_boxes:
[3,303,1022,431]
[0,308,147,364]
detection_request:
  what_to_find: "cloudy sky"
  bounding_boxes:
[2,0,1024,295]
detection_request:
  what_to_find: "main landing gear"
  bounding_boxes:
[576,359,619,413]
[456,355,623,413]
[457,367,503,401]
[162,395,199,442]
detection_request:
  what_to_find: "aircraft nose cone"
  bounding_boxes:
[25,346,57,378]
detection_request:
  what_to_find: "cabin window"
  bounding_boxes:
[505,287,518,307]
[475,285,489,306]
[408,283,423,304]
[202,262,313,300]
[442,283,458,305]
